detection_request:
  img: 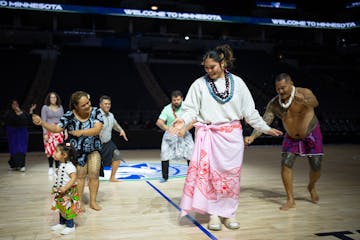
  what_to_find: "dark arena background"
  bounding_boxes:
[0,0,359,151]
[0,1,360,240]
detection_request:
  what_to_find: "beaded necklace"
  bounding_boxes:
[205,70,234,104]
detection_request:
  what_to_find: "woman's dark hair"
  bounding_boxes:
[8,99,18,108]
[44,92,62,106]
[202,44,236,70]
[69,91,90,110]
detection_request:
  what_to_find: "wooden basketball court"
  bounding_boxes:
[0,144,359,240]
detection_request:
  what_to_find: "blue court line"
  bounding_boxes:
[146,180,218,240]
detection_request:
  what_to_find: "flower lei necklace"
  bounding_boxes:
[279,86,295,109]
[205,70,234,104]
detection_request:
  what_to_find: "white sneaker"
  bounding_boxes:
[48,167,54,175]
[60,226,75,235]
[224,217,240,229]
[50,224,66,231]
[19,167,26,172]
[208,215,222,231]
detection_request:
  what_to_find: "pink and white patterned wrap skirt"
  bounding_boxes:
[180,121,244,218]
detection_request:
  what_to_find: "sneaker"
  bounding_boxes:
[60,227,75,235]
[50,224,66,231]
[208,215,222,231]
[19,167,26,172]
[224,217,240,230]
[48,167,54,175]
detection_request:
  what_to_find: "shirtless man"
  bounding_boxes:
[245,73,323,210]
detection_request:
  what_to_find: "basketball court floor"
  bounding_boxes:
[0,144,359,240]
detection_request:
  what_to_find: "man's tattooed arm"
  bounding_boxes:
[250,98,280,139]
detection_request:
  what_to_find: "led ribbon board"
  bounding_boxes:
[0,1,359,29]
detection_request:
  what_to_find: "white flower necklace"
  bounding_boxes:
[279,86,295,109]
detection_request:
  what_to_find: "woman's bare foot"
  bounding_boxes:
[308,185,319,203]
[280,200,296,210]
[90,202,102,211]
[80,204,86,212]
[109,178,122,182]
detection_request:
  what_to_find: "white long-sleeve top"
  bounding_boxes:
[181,73,271,133]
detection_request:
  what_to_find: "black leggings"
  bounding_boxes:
[161,160,190,180]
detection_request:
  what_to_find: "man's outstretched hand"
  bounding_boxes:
[266,128,283,137]
[244,128,282,146]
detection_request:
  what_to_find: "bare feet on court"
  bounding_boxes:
[90,202,102,211]
[280,200,296,210]
[80,204,86,212]
[109,178,122,182]
[308,185,319,203]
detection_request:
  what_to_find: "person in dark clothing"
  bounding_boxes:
[3,99,36,171]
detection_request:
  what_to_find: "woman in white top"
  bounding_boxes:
[171,44,283,231]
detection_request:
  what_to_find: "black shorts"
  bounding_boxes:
[100,141,118,167]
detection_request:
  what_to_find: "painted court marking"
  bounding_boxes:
[146,180,218,240]
[100,162,217,239]
[100,162,188,181]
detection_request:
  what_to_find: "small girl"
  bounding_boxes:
[50,142,80,235]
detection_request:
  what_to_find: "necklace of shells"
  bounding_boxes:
[279,86,295,109]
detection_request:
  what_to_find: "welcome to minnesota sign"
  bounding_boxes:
[1,1,358,29]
